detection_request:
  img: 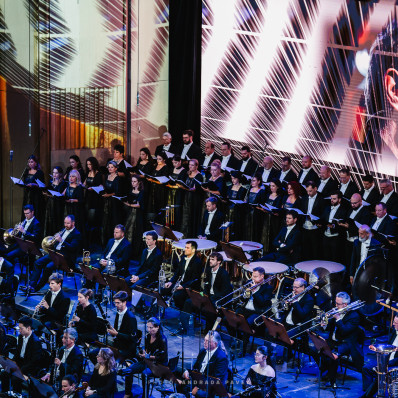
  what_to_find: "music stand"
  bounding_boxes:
[133,286,168,309]
[262,317,294,346]
[189,370,229,397]
[0,355,25,392]
[144,358,177,383]
[14,237,42,299]
[48,250,72,273]
[221,308,254,336]
[103,274,133,298]
[30,377,58,398]
[220,241,249,264]
[151,222,179,241]
[80,264,107,286]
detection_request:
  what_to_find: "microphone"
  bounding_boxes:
[9,150,13,162]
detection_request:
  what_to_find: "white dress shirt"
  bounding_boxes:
[61,345,75,363]
[347,205,363,241]
[146,246,155,259]
[362,185,375,200]
[203,154,214,168]
[299,167,312,184]
[325,204,340,237]
[51,289,60,306]
[372,214,387,231]
[240,159,249,172]
[181,142,193,159]
[23,217,34,234]
[360,236,372,265]
[283,225,295,243]
[55,228,74,251]
[262,168,271,183]
[303,194,318,230]
[245,286,260,311]
[210,268,219,295]
[390,332,398,360]
[339,180,351,195]
[221,154,231,170]
[20,333,32,358]
[279,169,289,182]
[117,307,128,330]
[106,238,123,259]
[200,347,218,373]
[181,255,194,281]
[163,143,171,152]
[318,178,330,193]
[381,190,394,204]
[205,210,216,235]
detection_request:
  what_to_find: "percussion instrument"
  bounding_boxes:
[219,251,251,282]
[353,254,388,316]
[294,260,345,278]
[388,366,398,397]
[229,240,263,259]
[172,238,217,266]
[143,230,183,258]
[243,261,288,288]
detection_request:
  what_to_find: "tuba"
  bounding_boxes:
[3,223,22,245]
[41,228,66,253]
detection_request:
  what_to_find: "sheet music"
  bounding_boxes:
[124,160,133,168]
[91,185,104,194]
[48,189,63,197]
[36,179,46,188]
[10,176,24,185]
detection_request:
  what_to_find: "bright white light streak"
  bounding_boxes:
[201,0,238,104]
[276,0,344,152]
[225,0,291,140]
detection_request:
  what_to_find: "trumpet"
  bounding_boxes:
[3,223,22,245]
[42,228,66,253]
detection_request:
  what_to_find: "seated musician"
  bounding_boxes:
[84,348,117,398]
[34,272,70,331]
[179,331,228,398]
[89,291,137,364]
[162,240,202,310]
[123,317,168,398]
[259,210,302,265]
[232,345,276,398]
[198,197,225,242]
[23,215,81,293]
[69,288,98,344]
[349,225,381,284]
[361,315,398,398]
[0,316,43,394]
[41,328,84,388]
[90,224,132,278]
[311,291,364,388]
[60,374,78,398]
[0,256,15,296]
[1,205,42,261]
[179,252,233,334]
[127,231,162,290]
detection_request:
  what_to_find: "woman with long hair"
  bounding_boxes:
[64,155,85,182]
[84,348,116,398]
[134,147,154,175]
[123,175,145,258]
[69,288,97,344]
[21,155,45,222]
[281,181,302,210]
[43,166,66,235]
[63,169,85,230]
[226,171,247,240]
[123,317,168,398]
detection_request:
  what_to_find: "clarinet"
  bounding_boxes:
[52,347,60,392]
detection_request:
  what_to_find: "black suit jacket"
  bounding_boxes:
[113,309,138,357]
[238,158,258,176]
[199,209,224,242]
[300,194,325,220]
[370,215,397,237]
[57,228,82,264]
[223,155,240,171]
[272,225,302,263]
[22,217,42,245]
[50,345,84,381]
[277,168,298,184]
[382,192,398,217]
[360,187,381,207]
[41,289,70,323]
[350,237,382,277]
[155,143,180,157]
[339,180,359,199]
[200,152,222,169]
[258,167,279,183]
[171,255,202,291]
[321,204,348,237]
[347,206,372,238]
[203,267,232,302]
[103,237,132,276]
[241,283,273,313]
[179,143,202,161]
[297,168,320,186]
[136,246,163,282]
[290,292,314,325]
[14,332,42,375]
[193,347,229,385]
[318,178,339,198]
[327,310,361,344]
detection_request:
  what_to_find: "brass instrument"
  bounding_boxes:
[82,250,91,267]
[42,228,66,253]
[3,222,22,245]
[282,282,317,310]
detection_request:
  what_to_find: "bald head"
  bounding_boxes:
[350,193,362,210]
[262,156,274,170]
[319,165,331,180]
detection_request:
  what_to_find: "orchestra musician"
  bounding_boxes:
[41,328,84,388]
[312,292,364,388]
[198,197,225,242]
[162,241,202,311]
[69,288,98,344]
[123,317,168,398]
[89,291,138,364]
[60,374,78,398]
[0,256,16,295]
[179,252,233,334]
[179,331,228,398]
[33,273,70,331]
[23,215,81,293]
[233,345,277,398]
[84,348,117,398]
[0,316,43,394]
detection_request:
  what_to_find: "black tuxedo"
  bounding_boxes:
[238,158,258,176]
[40,288,70,324]
[178,143,202,161]
[57,228,82,264]
[346,206,372,239]
[101,237,132,276]
[339,180,359,199]
[261,225,302,265]
[113,309,138,359]
[297,167,320,186]
[50,345,84,382]
[203,267,232,301]
[14,332,42,375]
[277,168,297,184]
[240,283,273,314]
[171,255,202,291]
[221,155,240,171]
[131,246,163,287]
[22,217,43,245]
[317,178,339,198]
[381,192,398,217]
[300,194,325,218]
[199,209,224,242]
[285,292,314,327]
[155,143,180,157]
[370,215,397,237]
[200,152,221,168]
[360,186,381,207]
[258,166,279,183]
[193,347,229,386]
[350,237,382,277]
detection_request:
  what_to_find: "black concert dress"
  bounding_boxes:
[87,368,116,398]
[148,165,170,218]
[261,193,284,252]
[226,186,247,241]
[180,172,204,239]
[101,177,122,245]
[64,166,86,183]
[43,180,67,236]
[166,168,187,230]
[84,172,103,243]
[74,303,98,344]
[243,368,277,398]
[124,190,145,259]
[245,189,266,242]
[135,160,154,211]
[22,170,45,223]
[64,185,85,231]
